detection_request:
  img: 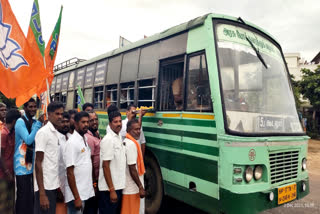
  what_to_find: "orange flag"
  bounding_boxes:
[21,6,63,106]
[16,0,48,106]
[0,0,47,106]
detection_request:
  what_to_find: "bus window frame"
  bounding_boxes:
[212,18,305,137]
[93,85,105,110]
[137,78,156,108]
[83,88,93,104]
[184,50,213,112]
[157,55,186,111]
[106,84,118,107]
[119,81,135,110]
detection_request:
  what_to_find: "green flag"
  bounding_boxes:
[77,85,85,112]
[27,0,45,57]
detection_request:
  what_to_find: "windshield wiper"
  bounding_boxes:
[238,17,268,69]
[245,36,268,69]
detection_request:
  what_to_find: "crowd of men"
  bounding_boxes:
[0,99,147,214]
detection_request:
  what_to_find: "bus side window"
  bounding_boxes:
[106,85,118,108]
[84,88,93,103]
[66,91,74,110]
[138,79,156,108]
[186,54,212,112]
[120,82,134,109]
[55,93,61,102]
[94,86,104,109]
[61,92,67,107]
[158,60,184,111]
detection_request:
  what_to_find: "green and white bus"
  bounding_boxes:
[52,13,309,214]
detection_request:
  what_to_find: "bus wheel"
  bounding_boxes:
[145,154,163,214]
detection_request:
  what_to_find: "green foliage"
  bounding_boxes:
[0,91,16,109]
[299,66,320,109]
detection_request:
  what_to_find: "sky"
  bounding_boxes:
[9,0,320,65]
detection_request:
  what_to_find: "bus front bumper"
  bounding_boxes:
[219,179,309,214]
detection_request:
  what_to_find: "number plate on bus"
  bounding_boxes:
[278,183,297,205]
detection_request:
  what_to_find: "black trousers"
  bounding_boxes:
[83,195,99,214]
[34,189,57,214]
[15,174,34,214]
[98,190,122,214]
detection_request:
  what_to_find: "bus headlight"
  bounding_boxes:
[302,181,306,192]
[254,165,263,180]
[269,192,274,201]
[302,158,307,171]
[245,166,253,183]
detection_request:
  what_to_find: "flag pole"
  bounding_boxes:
[46,78,50,103]
[44,53,50,119]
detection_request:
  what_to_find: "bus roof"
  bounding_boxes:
[55,13,278,75]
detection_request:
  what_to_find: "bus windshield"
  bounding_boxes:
[216,23,303,135]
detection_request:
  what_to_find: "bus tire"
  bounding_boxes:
[145,154,163,214]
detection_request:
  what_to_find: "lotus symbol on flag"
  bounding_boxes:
[0,2,28,71]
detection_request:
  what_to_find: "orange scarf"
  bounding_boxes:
[126,133,145,176]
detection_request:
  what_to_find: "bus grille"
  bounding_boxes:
[269,150,299,184]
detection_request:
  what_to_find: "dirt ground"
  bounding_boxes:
[307,139,320,176]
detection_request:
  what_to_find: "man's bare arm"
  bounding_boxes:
[102,160,114,190]
[129,164,143,188]
[67,166,80,199]
[129,164,145,198]
[102,160,118,203]
[35,152,45,194]
[67,166,83,209]
[35,151,49,210]
[141,144,146,157]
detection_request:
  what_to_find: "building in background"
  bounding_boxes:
[284,52,319,80]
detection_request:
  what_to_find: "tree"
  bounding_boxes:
[299,66,320,128]
[0,91,16,109]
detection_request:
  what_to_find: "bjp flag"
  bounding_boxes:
[44,6,62,87]
[77,85,85,112]
[16,0,47,106]
[0,0,47,106]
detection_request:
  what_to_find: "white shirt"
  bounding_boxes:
[123,138,144,195]
[57,132,72,197]
[98,128,126,191]
[119,118,146,145]
[34,121,60,191]
[64,131,95,203]
[106,124,111,135]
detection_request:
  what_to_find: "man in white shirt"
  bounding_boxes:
[64,111,95,214]
[57,112,72,200]
[34,102,64,214]
[98,110,125,214]
[121,119,145,214]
